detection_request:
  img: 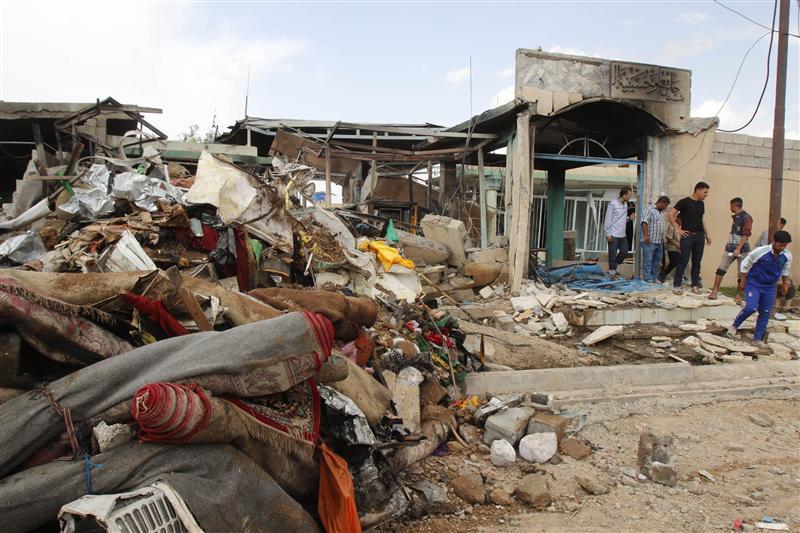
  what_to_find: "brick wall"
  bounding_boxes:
[711,132,800,171]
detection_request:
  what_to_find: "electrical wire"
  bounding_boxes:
[713,30,771,121]
[713,0,800,38]
[718,0,778,133]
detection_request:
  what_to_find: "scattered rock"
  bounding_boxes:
[748,413,774,428]
[575,475,608,495]
[479,286,494,299]
[451,473,486,504]
[488,487,514,506]
[551,312,570,333]
[560,437,591,459]
[515,474,552,509]
[92,421,134,453]
[726,442,745,452]
[490,439,517,467]
[638,432,676,486]
[519,432,557,463]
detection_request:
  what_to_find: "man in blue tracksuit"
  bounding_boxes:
[728,230,793,348]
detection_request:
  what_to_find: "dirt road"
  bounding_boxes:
[393,382,800,532]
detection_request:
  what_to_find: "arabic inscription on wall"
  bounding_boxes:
[610,61,689,103]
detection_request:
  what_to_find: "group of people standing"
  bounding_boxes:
[604,182,793,347]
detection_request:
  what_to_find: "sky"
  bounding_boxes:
[0,0,798,141]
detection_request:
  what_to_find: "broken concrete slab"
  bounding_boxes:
[395,229,450,265]
[463,262,501,287]
[478,286,494,299]
[468,247,508,264]
[483,406,536,445]
[551,312,569,333]
[420,215,468,267]
[510,296,541,312]
[697,332,758,354]
[582,325,623,346]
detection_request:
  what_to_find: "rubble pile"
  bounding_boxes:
[0,147,565,531]
[1,143,798,532]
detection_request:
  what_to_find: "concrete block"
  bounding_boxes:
[729,154,747,167]
[527,413,568,443]
[521,85,539,103]
[536,90,553,115]
[739,144,754,156]
[712,152,731,165]
[757,157,772,169]
[483,406,536,445]
[732,134,749,145]
[552,92,570,112]
[755,146,771,158]
[716,132,733,144]
[395,229,450,265]
[468,247,508,264]
[763,137,773,147]
[420,214,467,267]
[567,92,582,104]
[748,136,764,147]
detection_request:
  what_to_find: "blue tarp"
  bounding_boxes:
[535,263,663,293]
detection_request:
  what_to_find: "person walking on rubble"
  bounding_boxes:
[727,231,793,349]
[640,196,670,283]
[668,182,711,294]
[708,197,753,302]
[604,187,633,277]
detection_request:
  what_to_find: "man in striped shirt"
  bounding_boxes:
[727,230,793,348]
[640,196,670,282]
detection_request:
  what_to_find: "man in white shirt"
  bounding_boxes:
[755,217,786,247]
[603,187,633,276]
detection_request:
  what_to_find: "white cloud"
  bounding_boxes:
[499,67,514,78]
[676,12,710,25]
[546,45,591,57]
[692,99,747,127]
[0,2,306,137]
[491,85,515,107]
[445,67,470,84]
[660,36,713,63]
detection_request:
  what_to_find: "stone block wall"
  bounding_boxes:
[711,132,800,171]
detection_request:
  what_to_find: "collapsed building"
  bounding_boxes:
[0,49,798,532]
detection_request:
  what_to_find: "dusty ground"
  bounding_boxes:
[389,385,800,532]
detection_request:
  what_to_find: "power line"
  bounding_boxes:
[713,0,800,38]
[718,0,778,133]
[712,30,771,121]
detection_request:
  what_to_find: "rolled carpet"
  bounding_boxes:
[0,311,332,478]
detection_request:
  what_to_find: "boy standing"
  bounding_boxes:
[728,231,793,349]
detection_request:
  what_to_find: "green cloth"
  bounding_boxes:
[385,219,399,244]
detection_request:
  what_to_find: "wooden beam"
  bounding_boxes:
[166,267,214,331]
[335,122,496,139]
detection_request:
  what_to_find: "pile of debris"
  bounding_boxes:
[0,145,539,531]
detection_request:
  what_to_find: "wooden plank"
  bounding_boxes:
[166,266,213,331]
[426,161,433,210]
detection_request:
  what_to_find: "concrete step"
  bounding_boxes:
[464,360,799,396]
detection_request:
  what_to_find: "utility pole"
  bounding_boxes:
[768,0,790,240]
